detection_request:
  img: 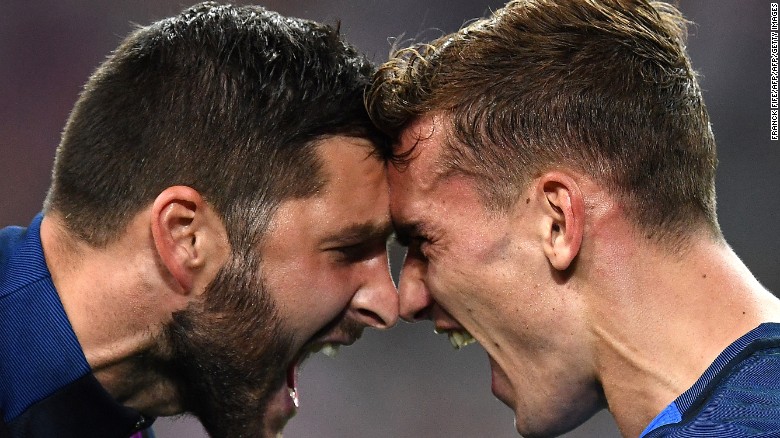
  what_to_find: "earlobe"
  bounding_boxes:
[538,173,584,271]
[150,186,213,295]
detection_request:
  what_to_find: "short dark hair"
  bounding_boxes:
[367,0,720,242]
[46,1,386,249]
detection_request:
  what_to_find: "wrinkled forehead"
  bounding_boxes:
[387,116,459,232]
[389,115,452,191]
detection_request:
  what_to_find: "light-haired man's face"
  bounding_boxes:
[166,136,399,438]
[389,116,599,436]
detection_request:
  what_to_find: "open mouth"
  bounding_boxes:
[264,339,356,436]
[281,316,363,409]
[286,361,300,409]
[284,341,344,409]
[263,315,364,437]
[434,327,477,349]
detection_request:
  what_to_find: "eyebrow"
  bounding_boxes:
[320,221,395,246]
[391,220,425,246]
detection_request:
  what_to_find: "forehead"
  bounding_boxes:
[387,116,450,216]
[317,135,386,198]
[264,135,390,242]
[390,116,448,184]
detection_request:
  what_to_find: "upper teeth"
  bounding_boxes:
[319,343,340,358]
[446,330,476,350]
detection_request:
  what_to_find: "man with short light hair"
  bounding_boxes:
[0,3,398,437]
[368,0,780,436]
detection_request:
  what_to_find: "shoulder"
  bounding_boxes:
[646,337,780,437]
[0,225,27,274]
[0,215,49,299]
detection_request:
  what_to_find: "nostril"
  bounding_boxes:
[412,308,430,321]
[357,308,390,328]
[403,305,431,322]
[399,287,432,322]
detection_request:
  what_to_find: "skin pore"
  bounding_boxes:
[40,135,398,438]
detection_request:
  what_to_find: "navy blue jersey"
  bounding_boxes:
[0,215,153,437]
[642,323,780,437]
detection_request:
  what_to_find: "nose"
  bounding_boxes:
[398,247,433,322]
[349,253,399,329]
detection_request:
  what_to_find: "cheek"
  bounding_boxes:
[427,235,511,302]
[426,254,491,319]
[280,263,358,328]
[427,243,532,337]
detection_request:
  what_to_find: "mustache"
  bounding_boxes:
[309,309,365,345]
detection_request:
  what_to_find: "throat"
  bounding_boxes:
[90,344,184,416]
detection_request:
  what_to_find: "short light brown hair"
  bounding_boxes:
[368,0,720,241]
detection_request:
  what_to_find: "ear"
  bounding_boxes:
[150,186,227,296]
[537,172,584,271]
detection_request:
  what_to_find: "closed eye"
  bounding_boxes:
[393,232,432,261]
[393,232,412,248]
[320,221,393,264]
[392,221,431,248]
[331,240,387,264]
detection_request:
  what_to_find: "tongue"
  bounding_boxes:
[286,363,299,408]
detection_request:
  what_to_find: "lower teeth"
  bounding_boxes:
[288,387,299,408]
[448,330,476,349]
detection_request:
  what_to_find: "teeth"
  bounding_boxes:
[288,387,299,408]
[446,330,476,350]
[434,327,477,350]
[320,343,340,358]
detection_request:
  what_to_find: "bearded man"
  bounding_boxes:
[0,3,398,437]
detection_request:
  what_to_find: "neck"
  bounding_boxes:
[39,212,184,416]
[584,228,780,438]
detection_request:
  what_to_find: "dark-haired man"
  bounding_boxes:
[0,3,398,438]
[368,0,780,437]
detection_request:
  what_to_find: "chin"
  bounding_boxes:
[514,419,583,438]
[165,256,366,437]
[511,393,602,438]
[512,410,580,438]
[162,286,296,437]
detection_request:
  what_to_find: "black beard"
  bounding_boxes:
[162,250,295,438]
